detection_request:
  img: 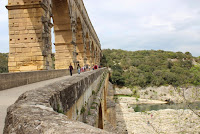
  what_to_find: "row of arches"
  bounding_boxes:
[6,0,101,72]
[52,0,101,69]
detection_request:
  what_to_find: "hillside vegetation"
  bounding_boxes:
[101,49,200,88]
[0,53,8,73]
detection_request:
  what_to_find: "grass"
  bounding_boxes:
[91,106,96,109]
[88,111,91,115]
[81,106,86,114]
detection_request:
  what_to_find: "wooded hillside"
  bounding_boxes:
[0,53,8,73]
[101,49,200,87]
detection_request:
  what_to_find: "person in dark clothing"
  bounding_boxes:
[69,63,73,76]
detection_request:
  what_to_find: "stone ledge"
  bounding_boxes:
[3,68,113,134]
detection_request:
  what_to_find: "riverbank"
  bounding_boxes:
[115,96,200,134]
[115,85,200,103]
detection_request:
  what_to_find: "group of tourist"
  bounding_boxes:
[68,64,100,76]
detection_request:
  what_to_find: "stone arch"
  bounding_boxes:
[91,41,95,66]
[95,47,98,65]
[76,17,86,67]
[6,0,101,72]
[52,0,74,69]
[99,51,102,66]
[85,33,91,66]
[98,103,103,129]
[96,49,99,65]
[98,49,101,65]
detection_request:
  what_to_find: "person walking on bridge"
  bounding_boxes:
[69,63,73,76]
[77,64,81,74]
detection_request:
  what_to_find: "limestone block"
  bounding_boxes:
[36,56,44,61]
[20,65,38,71]
[14,14,21,19]
[29,30,36,34]
[8,57,15,62]
[25,53,33,57]
[10,43,24,48]
[22,57,31,62]
[16,48,22,53]
[8,14,14,19]
[9,48,15,53]
[36,29,42,34]
[15,57,21,62]
[31,47,41,52]
[22,30,29,34]
[21,13,29,18]
[8,62,17,67]
[9,31,14,35]
[16,61,23,65]
[23,9,31,14]
[8,66,15,70]
[34,12,43,17]
[14,31,20,35]
[9,23,14,27]
[22,48,31,53]
[36,61,45,65]
[28,43,42,47]
[31,56,37,61]
[37,65,45,70]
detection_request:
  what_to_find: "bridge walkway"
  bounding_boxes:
[0,72,85,134]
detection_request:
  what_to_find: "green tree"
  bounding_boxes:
[0,53,8,73]
[101,49,200,88]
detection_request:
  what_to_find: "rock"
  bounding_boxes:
[165,99,174,104]
[115,87,132,96]
[115,96,200,134]
[139,86,200,103]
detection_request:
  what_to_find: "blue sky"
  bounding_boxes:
[0,0,200,57]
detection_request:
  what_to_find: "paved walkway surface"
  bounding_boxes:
[0,73,80,134]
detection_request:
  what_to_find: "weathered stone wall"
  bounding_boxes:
[103,82,118,133]
[6,0,53,72]
[0,69,77,91]
[3,68,114,134]
[6,0,101,72]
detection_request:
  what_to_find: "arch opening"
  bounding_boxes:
[52,0,74,69]
[76,17,86,67]
[98,103,103,129]
[91,42,95,66]
[85,33,91,67]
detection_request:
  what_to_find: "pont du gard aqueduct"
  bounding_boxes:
[0,0,120,134]
[7,0,101,72]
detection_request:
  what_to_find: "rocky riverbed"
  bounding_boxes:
[115,85,200,103]
[115,97,200,134]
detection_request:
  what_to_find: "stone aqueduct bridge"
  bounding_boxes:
[1,68,117,134]
[6,0,101,72]
[1,0,118,133]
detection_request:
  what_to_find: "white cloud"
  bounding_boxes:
[0,0,8,22]
[0,0,200,57]
[84,0,200,57]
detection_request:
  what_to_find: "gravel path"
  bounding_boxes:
[0,73,80,134]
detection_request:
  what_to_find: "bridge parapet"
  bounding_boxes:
[0,69,77,91]
[3,68,114,134]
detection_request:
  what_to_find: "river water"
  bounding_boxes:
[132,101,200,112]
